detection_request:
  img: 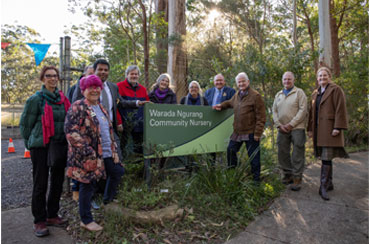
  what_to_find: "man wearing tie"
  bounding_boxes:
[204,74,236,106]
[204,74,235,164]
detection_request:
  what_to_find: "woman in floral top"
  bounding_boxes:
[64,75,123,232]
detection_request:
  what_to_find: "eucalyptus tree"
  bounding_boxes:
[69,0,155,88]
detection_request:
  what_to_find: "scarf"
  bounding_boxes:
[187,94,201,105]
[155,88,169,101]
[37,87,71,146]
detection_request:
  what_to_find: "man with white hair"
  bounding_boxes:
[117,65,149,156]
[273,71,307,191]
[214,72,266,183]
[204,74,235,106]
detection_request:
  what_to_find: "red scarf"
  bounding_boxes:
[42,91,71,146]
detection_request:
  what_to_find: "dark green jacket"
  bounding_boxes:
[20,86,67,149]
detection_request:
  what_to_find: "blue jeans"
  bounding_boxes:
[72,179,79,192]
[103,157,125,204]
[227,134,261,181]
[79,181,95,224]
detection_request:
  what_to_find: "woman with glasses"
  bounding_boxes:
[20,65,70,237]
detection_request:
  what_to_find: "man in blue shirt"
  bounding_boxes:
[205,74,236,106]
[205,74,236,165]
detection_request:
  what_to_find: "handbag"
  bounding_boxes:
[47,140,68,168]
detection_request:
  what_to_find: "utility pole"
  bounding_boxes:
[59,36,83,95]
[59,37,64,91]
[318,0,332,69]
[64,36,71,95]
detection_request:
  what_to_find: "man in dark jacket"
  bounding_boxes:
[72,60,126,161]
[214,72,266,182]
[204,74,235,106]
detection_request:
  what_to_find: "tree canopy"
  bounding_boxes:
[1,0,368,144]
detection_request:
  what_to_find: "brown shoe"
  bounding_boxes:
[282,174,293,185]
[72,191,79,202]
[80,221,103,232]
[46,216,68,227]
[290,178,302,191]
[33,222,49,237]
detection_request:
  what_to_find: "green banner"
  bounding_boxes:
[144,103,234,158]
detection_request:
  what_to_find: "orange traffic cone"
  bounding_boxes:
[23,148,31,158]
[7,138,15,153]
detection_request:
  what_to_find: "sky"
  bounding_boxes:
[1,0,89,53]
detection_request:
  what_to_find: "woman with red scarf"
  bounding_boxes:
[20,66,70,237]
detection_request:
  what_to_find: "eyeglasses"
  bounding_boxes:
[45,74,58,78]
[87,86,101,91]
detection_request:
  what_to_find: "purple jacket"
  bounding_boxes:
[148,86,177,104]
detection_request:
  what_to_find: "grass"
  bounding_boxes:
[67,136,286,243]
[346,144,369,153]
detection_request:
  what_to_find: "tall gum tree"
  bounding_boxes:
[167,0,187,101]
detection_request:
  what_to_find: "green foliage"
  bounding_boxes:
[1,25,44,104]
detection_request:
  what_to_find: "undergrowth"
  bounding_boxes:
[72,138,285,243]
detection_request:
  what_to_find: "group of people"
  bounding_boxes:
[19,60,348,237]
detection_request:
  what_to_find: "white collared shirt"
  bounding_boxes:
[100,82,113,121]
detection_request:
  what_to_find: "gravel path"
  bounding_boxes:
[1,139,33,210]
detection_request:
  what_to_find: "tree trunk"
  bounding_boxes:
[155,0,168,74]
[293,0,297,49]
[318,0,332,81]
[329,0,341,77]
[138,0,150,88]
[302,2,318,72]
[167,0,187,102]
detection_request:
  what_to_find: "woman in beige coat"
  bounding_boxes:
[307,67,348,201]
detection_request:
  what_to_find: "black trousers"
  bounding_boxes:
[120,130,143,158]
[227,134,261,182]
[103,157,125,203]
[30,148,65,224]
